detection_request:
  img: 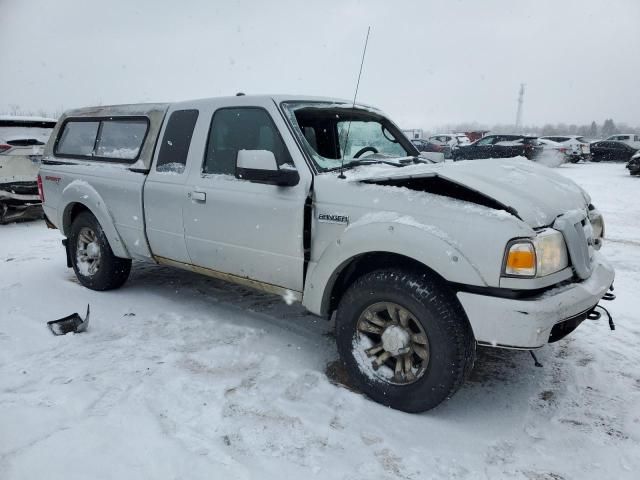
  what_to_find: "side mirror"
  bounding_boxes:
[235,149,300,187]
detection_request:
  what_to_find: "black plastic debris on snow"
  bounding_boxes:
[47,305,90,336]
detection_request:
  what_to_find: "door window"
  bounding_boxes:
[156,109,199,174]
[476,136,494,146]
[203,107,293,175]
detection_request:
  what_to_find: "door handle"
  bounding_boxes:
[189,191,206,202]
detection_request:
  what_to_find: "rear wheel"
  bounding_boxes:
[69,211,131,290]
[335,269,475,412]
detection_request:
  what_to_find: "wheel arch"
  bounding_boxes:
[302,221,488,317]
[59,181,130,258]
[326,251,451,317]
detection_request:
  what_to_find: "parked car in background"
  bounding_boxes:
[428,133,470,158]
[402,128,423,140]
[605,134,640,149]
[411,138,444,153]
[537,138,576,163]
[409,139,446,162]
[0,116,57,224]
[539,135,590,161]
[462,130,490,143]
[452,134,543,161]
[625,150,640,175]
[590,140,638,162]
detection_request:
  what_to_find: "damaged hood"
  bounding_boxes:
[348,157,589,228]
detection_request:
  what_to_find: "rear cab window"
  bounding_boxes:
[54,117,149,162]
[95,120,147,159]
[56,121,100,156]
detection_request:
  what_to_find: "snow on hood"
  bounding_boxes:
[346,157,589,228]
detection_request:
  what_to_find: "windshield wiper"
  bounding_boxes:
[326,158,403,173]
[327,155,431,173]
[349,158,407,168]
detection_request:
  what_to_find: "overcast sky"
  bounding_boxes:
[2,0,639,129]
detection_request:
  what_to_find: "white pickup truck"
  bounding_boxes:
[39,95,615,412]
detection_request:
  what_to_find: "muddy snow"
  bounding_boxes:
[1,163,639,479]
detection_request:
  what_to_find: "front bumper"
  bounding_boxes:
[457,252,615,349]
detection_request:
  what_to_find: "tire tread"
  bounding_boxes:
[336,268,475,412]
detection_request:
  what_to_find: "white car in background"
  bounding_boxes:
[539,135,590,161]
[605,134,640,150]
[0,116,57,223]
[538,138,579,163]
[428,133,470,158]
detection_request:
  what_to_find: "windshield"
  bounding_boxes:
[281,102,417,172]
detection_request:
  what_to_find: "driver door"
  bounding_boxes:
[471,136,495,158]
[183,101,311,292]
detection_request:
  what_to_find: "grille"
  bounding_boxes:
[553,210,593,280]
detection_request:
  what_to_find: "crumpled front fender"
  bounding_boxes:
[302,216,488,316]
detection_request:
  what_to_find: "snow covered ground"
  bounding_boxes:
[1,162,639,480]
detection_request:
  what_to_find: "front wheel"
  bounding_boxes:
[69,211,131,290]
[335,269,475,412]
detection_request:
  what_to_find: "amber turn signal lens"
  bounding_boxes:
[507,250,534,269]
[505,242,536,276]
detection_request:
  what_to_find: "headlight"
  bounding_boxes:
[534,229,569,276]
[503,229,568,278]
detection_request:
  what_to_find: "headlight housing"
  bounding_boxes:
[503,229,569,278]
[534,229,569,276]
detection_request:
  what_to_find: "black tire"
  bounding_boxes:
[69,211,131,290]
[335,269,475,413]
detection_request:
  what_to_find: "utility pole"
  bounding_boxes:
[515,83,525,130]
